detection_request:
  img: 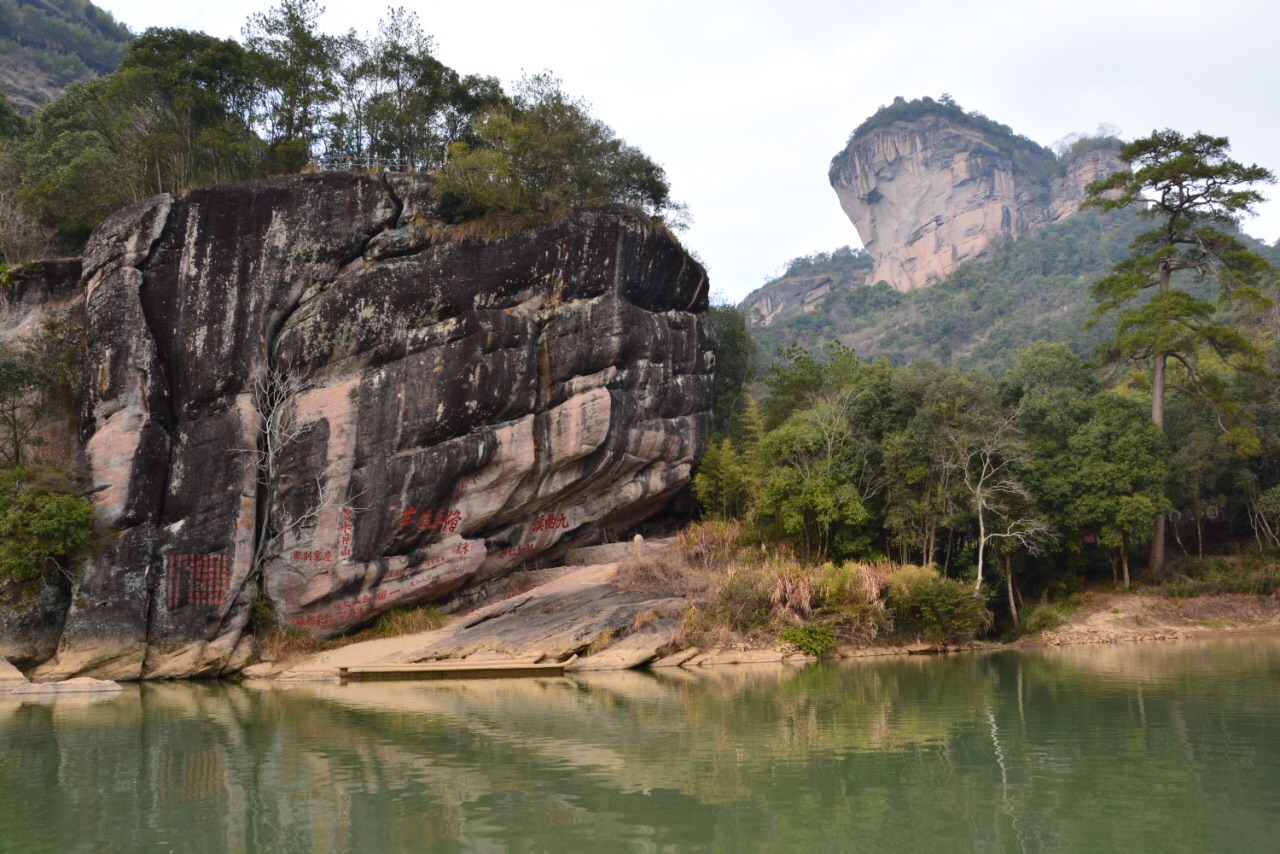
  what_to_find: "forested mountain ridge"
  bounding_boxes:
[0,0,131,113]
[740,245,874,326]
[749,207,1145,374]
[747,207,1280,376]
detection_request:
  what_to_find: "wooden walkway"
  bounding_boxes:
[339,656,577,682]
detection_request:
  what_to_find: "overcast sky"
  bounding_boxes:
[101,0,1280,302]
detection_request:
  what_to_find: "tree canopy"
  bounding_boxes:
[1084,129,1275,570]
[2,2,684,252]
[436,73,680,223]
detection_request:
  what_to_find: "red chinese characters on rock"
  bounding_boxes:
[320,588,401,625]
[497,543,535,560]
[530,512,570,533]
[450,475,477,499]
[291,550,333,563]
[166,553,229,608]
[339,507,354,559]
[397,506,463,536]
[238,498,255,530]
[294,612,337,627]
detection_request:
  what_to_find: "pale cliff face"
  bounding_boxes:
[1049,148,1126,223]
[743,274,833,326]
[828,117,1122,293]
[830,120,1021,291]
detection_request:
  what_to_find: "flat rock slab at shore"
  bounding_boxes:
[12,677,123,694]
[566,620,677,671]
[408,564,684,664]
[277,563,685,678]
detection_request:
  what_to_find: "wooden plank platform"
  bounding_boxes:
[339,656,576,682]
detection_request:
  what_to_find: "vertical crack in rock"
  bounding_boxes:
[380,171,406,228]
[133,204,181,676]
[208,176,405,656]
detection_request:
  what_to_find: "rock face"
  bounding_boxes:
[1049,148,1125,223]
[828,115,1122,292]
[742,274,835,326]
[6,173,711,681]
[0,655,26,689]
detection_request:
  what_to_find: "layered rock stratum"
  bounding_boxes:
[1,173,712,680]
[827,113,1121,293]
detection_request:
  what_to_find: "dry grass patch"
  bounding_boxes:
[614,553,715,598]
[368,605,445,638]
[660,521,992,652]
[254,625,324,664]
[444,208,572,244]
[585,630,616,655]
[677,518,741,570]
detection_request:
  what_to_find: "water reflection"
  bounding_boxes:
[4,636,1280,852]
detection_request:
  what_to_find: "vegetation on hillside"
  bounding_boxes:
[0,0,684,255]
[774,245,875,282]
[752,208,1150,373]
[0,0,132,112]
[748,206,1276,378]
[0,317,93,585]
[701,132,1277,646]
[435,72,680,223]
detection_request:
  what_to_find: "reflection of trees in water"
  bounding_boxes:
[3,638,1280,851]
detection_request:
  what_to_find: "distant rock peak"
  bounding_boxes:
[828,105,1122,292]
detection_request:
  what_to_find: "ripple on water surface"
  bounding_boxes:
[4,636,1280,852]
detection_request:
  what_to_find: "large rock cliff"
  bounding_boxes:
[3,173,712,680]
[828,111,1121,292]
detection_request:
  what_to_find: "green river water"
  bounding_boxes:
[3,635,1280,852]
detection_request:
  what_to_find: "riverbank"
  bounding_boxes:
[247,541,1280,681]
[1015,588,1280,646]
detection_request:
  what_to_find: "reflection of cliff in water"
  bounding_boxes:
[4,636,1280,851]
